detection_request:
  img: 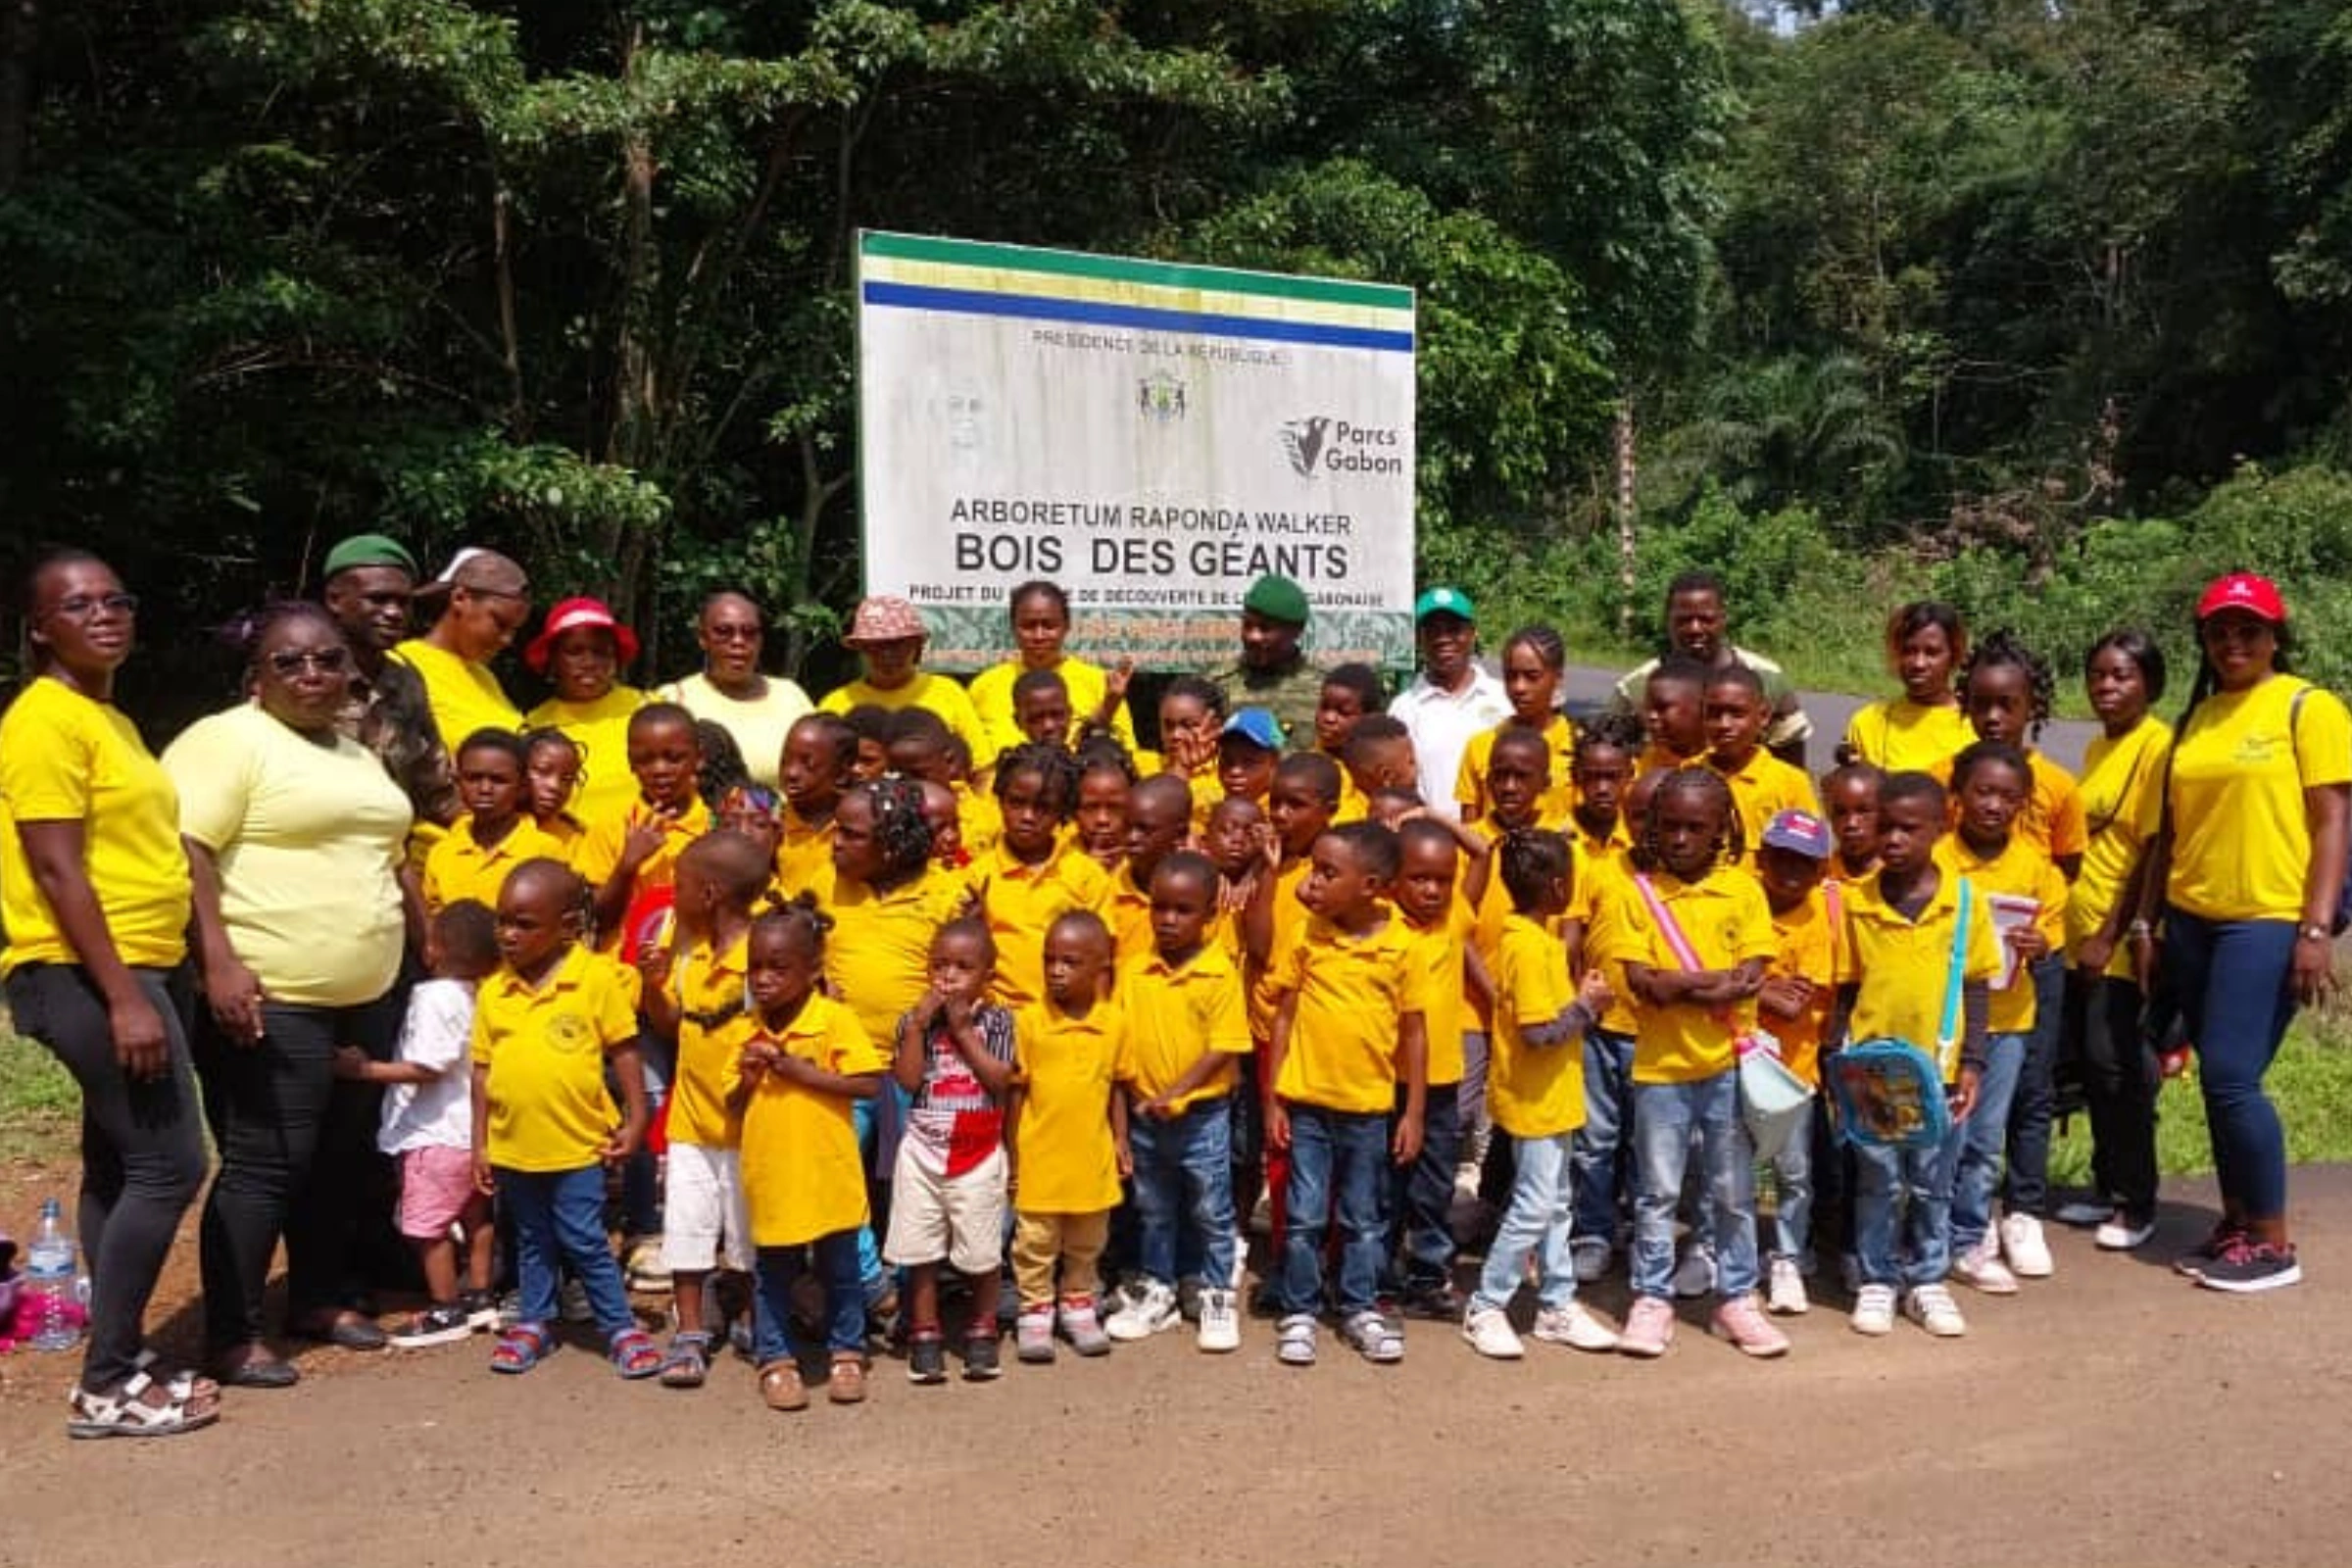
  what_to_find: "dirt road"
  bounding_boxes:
[2,1165,2346,1568]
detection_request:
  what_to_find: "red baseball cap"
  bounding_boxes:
[524,597,641,673]
[2194,572,2287,624]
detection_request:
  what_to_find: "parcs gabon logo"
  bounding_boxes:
[1280,416,1404,476]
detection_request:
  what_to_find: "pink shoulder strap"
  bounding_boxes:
[1632,874,1705,973]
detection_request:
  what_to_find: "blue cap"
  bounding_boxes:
[1760,808,1832,859]
[1220,708,1285,751]
[1414,586,1475,622]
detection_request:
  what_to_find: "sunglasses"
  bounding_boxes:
[50,592,139,619]
[267,647,352,677]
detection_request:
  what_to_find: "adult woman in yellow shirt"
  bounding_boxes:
[0,551,213,1439]
[2140,574,2352,1294]
[164,604,416,1384]
[816,596,989,766]
[522,597,649,827]
[965,580,1139,762]
[1839,601,1975,771]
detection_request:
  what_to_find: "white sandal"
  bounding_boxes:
[67,1370,220,1440]
[1276,1312,1318,1367]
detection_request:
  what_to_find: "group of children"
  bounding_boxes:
[362,597,2094,1407]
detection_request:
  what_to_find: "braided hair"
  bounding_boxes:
[1575,710,1646,763]
[1642,765,1742,874]
[1497,826,1573,915]
[993,740,1082,816]
[1502,623,1567,674]
[1961,628,2056,741]
[752,888,834,962]
[858,776,935,882]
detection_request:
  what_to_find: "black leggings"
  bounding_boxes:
[4,964,208,1392]
[195,992,401,1348]
[2066,969,2158,1219]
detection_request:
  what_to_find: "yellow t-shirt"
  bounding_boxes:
[1840,868,2003,1079]
[657,672,813,790]
[1270,916,1436,1113]
[1842,698,1973,773]
[523,687,650,828]
[1489,913,1585,1138]
[1106,863,1154,965]
[163,704,413,1007]
[1939,835,2069,1034]
[664,931,753,1150]
[1012,1002,1124,1213]
[470,946,641,1171]
[2069,716,2171,974]
[391,637,522,757]
[1249,857,1314,1040]
[972,839,1113,1011]
[1404,901,1474,1086]
[1117,944,1250,1110]
[967,656,1139,765]
[1713,749,1820,864]
[1575,856,1642,1039]
[0,677,190,974]
[1588,868,1777,1084]
[818,673,988,766]
[574,796,716,943]
[824,865,971,1051]
[1930,749,2089,865]
[2167,675,2352,923]
[954,784,1004,861]
[736,993,888,1248]
[1332,768,1370,826]
[1761,886,1842,1087]
[421,814,565,916]
[775,807,837,901]
[1454,714,1578,825]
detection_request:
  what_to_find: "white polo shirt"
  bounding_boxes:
[1390,663,1512,822]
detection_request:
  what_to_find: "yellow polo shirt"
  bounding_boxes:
[954,783,1004,860]
[2167,676,2352,923]
[2069,716,2170,974]
[422,814,565,916]
[1404,900,1474,1086]
[1588,868,1777,1084]
[1454,714,1578,825]
[1249,856,1314,1040]
[737,993,889,1248]
[1841,868,2003,1080]
[971,839,1112,1011]
[1117,944,1250,1110]
[1842,698,1973,773]
[664,931,753,1150]
[1490,913,1584,1138]
[575,796,715,934]
[968,655,1139,763]
[0,677,190,974]
[1939,835,2069,1034]
[817,673,988,766]
[1930,749,2090,864]
[775,806,837,901]
[392,637,521,757]
[1012,1001,1124,1213]
[523,686,649,828]
[1762,885,1842,1086]
[825,865,972,1051]
[1575,855,1642,1039]
[1270,916,1436,1113]
[1713,749,1820,863]
[471,946,641,1171]
[1106,862,1154,965]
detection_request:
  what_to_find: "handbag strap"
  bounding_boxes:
[1936,876,1973,1070]
[1632,873,1703,972]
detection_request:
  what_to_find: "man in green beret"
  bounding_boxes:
[1200,573,1326,747]
[321,533,460,828]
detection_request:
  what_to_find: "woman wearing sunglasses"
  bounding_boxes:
[162,602,418,1385]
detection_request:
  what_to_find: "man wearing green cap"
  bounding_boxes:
[321,534,459,828]
[1201,573,1325,747]
[1390,586,1509,823]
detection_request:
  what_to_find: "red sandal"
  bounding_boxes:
[490,1321,557,1374]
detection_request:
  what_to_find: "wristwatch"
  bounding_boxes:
[2299,923,2332,942]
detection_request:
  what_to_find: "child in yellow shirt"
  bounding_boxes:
[467,858,655,1378]
[1108,774,1193,964]
[576,703,712,952]
[1390,818,1483,1319]
[1313,663,1387,822]
[1706,665,1819,863]
[1750,808,1842,1317]
[1073,741,1134,873]
[776,713,857,899]
[970,742,1112,1012]
[521,729,586,858]
[423,728,563,915]
[1637,657,1711,777]
[1239,752,1341,1249]
[1008,912,1128,1363]
[1454,625,1577,824]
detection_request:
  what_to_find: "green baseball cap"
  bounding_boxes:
[321,533,419,580]
[1242,573,1310,626]
[1414,586,1474,622]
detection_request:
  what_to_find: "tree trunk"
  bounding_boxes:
[0,0,38,196]
[605,27,661,613]
[1615,397,1638,642]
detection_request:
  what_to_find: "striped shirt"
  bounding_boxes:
[898,1003,1016,1178]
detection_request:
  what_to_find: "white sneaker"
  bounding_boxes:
[2095,1213,2156,1251]
[1461,1305,1525,1360]
[1531,1301,1620,1351]
[1951,1241,2019,1296]
[1570,1239,1611,1285]
[1904,1283,1968,1337]
[1849,1283,1896,1336]
[2000,1212,2055,1277]
[1103,1277,1180,1342]
[1767,1257,1810,1316]
[1671,1245,1716,1299]
[1195,1287,1241,1353]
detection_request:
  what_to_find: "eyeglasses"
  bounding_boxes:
[705,622,761,644]
[267,647,352,677]
[50,592,139,619]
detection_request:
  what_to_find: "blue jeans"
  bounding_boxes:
[1951,1031,2028,1253]
[1770,1119,1812,1264]
[1459,1031,1492,1155]
[1278,1103,1390,1317]
[1129,1097,1236,1288]
[1569,1029,1637,1248]
[2166,911,2298,1220]
[1389,1081,1462,1294]
[1473,1130,1577,1314]
[751,1229,866,1361]
[1854,1120,1965,1290]
[2000,954,2066,1214]
[1630,1074,1757,1299]
[500,1164,635,1341]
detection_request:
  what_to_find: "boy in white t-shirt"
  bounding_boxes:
[337,900,504,1348]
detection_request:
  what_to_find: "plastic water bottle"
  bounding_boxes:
[24,1198,81,1352]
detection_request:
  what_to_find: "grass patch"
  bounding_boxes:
[0,1026,78,1161]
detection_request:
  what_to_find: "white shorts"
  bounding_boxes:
[884,1145,1007,1275]
[662,1143,752,1273]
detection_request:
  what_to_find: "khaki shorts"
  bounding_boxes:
[884,1145,1007,1275]
[662,1143,752,1273]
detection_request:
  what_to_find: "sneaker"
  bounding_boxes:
[1766,1257,1810,1316]
[2095,1212,2157,1251]
[1617,1296,1675,1358]
[1951,1241,2019,1296]
[1709,1294,1790,1358]
[460,1290,501,1333]
[2196,1238,2302,1294]
[1460,1304,1525,1360]
[1671,1245,1716,1299]
[389,1302,473,1348]
[1849,1283,1896,1337]
[1103,1277,1180,1342]
[1397,1280,1464,1322]
[1903,1283,1967,1337]
[1058,1296,1111,1356]
[1999,1212,2055,1278]
[906,1332,947,1384]
[1014,1307,1055,1364]
[1196,1287,1242,1353]
[1340,1308,1404,1364]
[961,1333,1003,1381]
[1570,1239,1611,1285]
[1531,1301,1619,1351]
[2175,1219,2247,1280]
[1275,1312,1318,1367]
[2054,1199,2113,1228]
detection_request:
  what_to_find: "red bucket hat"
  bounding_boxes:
[2194,572,2287,624]
[524,597,641,674]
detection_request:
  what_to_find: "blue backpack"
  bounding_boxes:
[1827,880,1970,1151]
